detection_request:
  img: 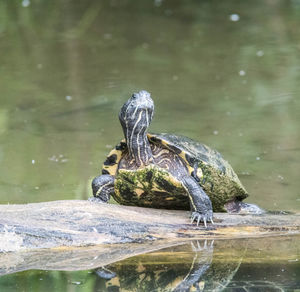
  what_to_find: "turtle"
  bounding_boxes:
[91,90,263,227]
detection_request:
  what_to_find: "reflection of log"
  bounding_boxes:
[0,234,299,277]
[0,200,299,251]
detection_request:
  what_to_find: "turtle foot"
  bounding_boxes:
[225,201,265,214]
[88,197,107,204]
[190,211,214,228]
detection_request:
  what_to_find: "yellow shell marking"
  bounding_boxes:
[102,142,124,176]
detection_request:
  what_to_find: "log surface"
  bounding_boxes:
[0,200,299,252]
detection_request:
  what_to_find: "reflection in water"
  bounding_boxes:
[92,238,299,291]
[0,237,299,291]
[96,241,215,291]
[173,241,213,291]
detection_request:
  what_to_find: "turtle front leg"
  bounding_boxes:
[182,176,214,228]
[90,174,115,203]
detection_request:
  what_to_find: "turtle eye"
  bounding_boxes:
[132,93,138,100]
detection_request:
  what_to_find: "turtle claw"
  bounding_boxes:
[191,211,213,228]
[197,215,202,227]
[190,213,197,224]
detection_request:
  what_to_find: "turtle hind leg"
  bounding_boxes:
[90,174,115,203]
[225,200,265,214]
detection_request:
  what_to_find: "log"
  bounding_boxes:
[0,200,299,251]
[0,200,299,276]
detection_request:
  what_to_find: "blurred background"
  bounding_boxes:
[0,0,299,213]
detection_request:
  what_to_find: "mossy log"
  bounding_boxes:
[0,200,299,252]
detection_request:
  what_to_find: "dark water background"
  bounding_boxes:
[0,0,299,290]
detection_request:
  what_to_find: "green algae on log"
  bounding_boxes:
[0,200,299,252]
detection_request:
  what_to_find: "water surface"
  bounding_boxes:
[0,236,299,291]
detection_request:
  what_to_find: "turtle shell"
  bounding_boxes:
[102,133,248,212]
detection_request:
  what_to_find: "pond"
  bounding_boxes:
[0,0,299,291]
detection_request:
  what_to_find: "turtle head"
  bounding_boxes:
[119,90,154,138]
[119,90,154,166]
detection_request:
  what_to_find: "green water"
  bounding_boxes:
[0,0,299,290]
